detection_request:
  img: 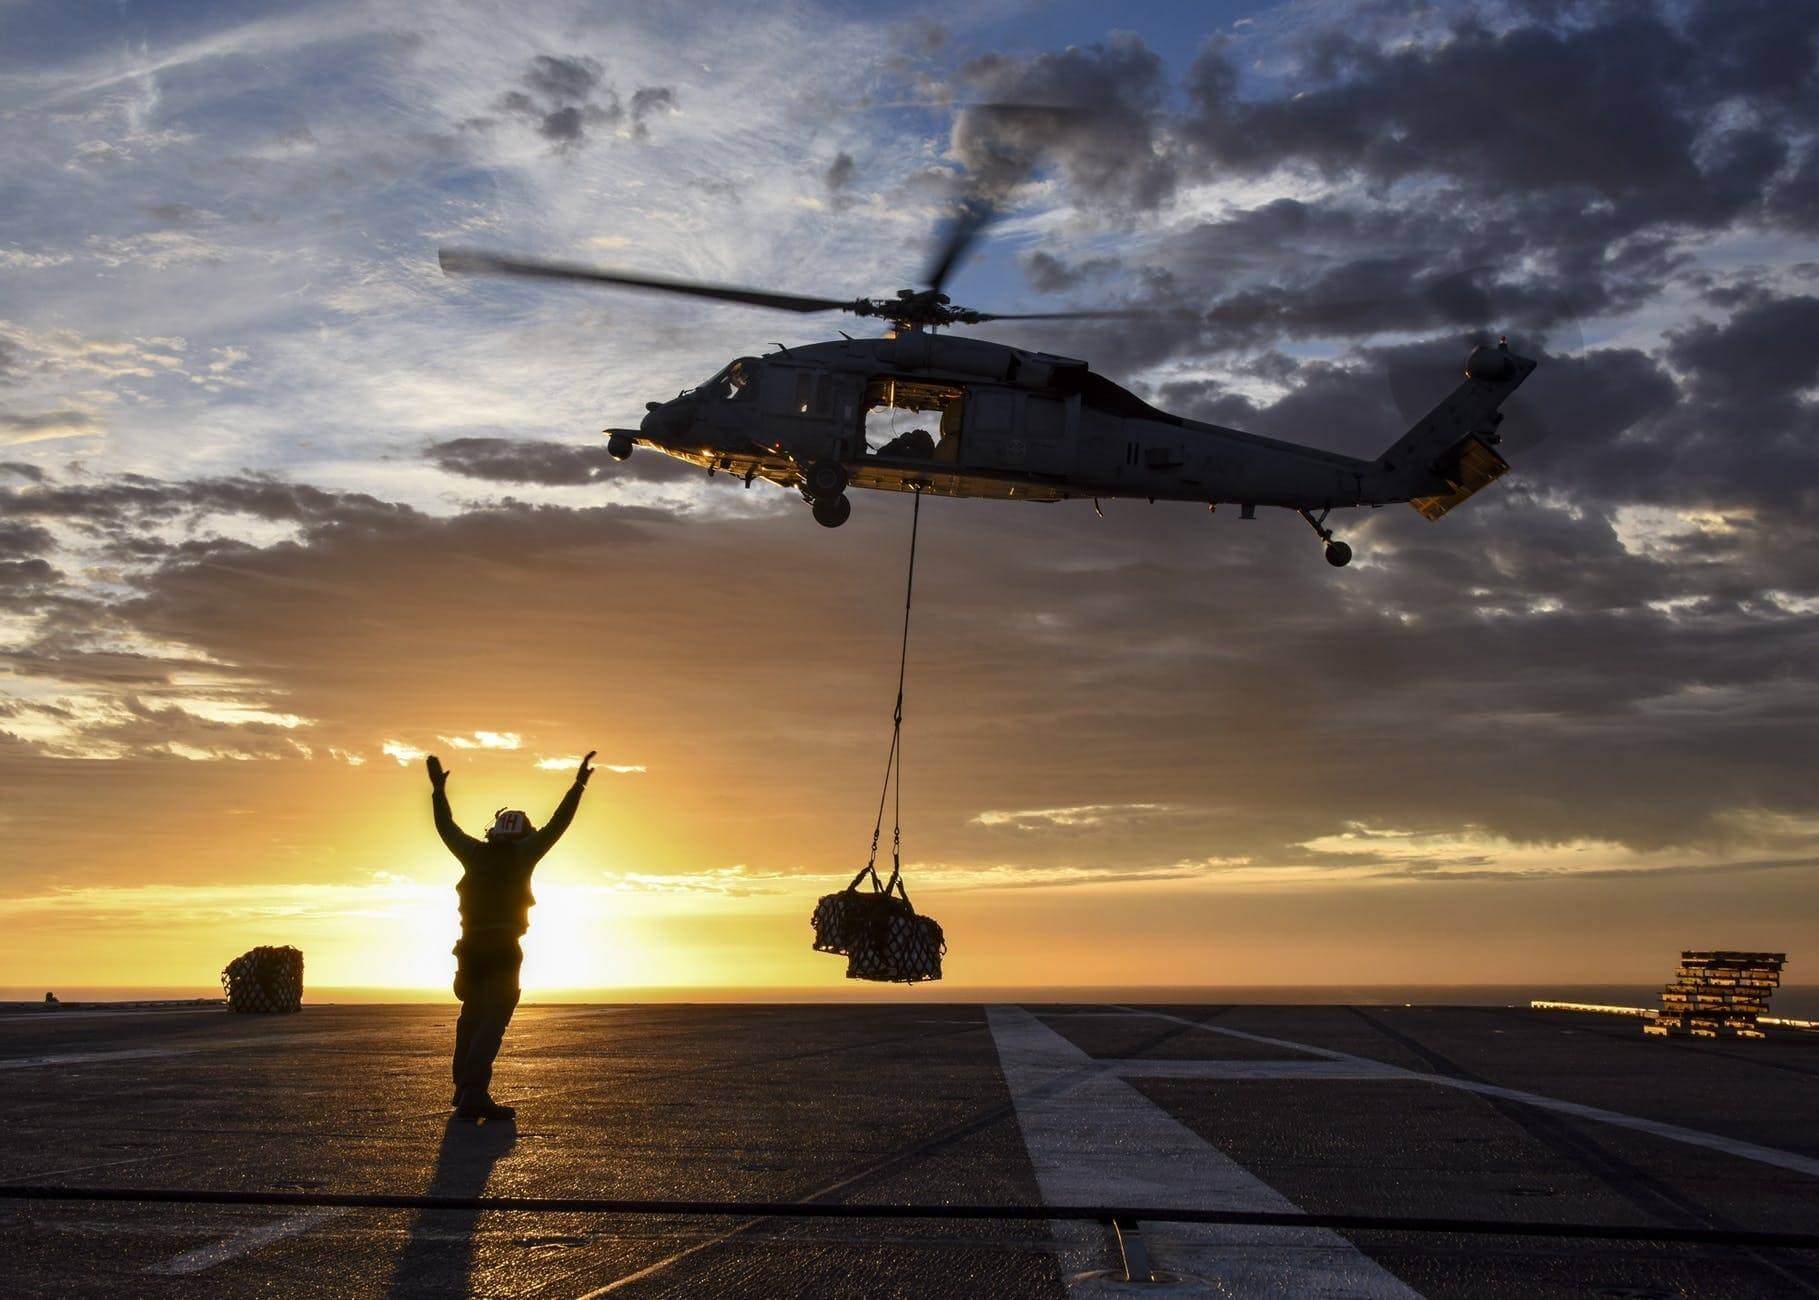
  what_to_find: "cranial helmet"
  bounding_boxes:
[487,808,534,841]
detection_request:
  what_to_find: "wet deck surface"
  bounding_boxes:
[0,1002,1815,1297]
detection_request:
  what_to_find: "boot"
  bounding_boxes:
[454,1092,516,1122]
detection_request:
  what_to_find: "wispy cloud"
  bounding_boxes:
[972,803,1170,830]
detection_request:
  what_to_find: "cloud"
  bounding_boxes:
[0,409,104,445]
[973,803,1171,831]
[440,730,521,750]
[950,36,1177,211]
[490,54,676,151]
[0,248,73,271]
[426,436,688,486]
[537,756,643,773]
[1,1,1818,979]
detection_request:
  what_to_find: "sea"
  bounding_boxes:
[5,984,1818,1019]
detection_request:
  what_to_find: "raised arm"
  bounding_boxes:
[529,751,594,857]
[427,755,482,859]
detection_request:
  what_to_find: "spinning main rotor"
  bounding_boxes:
[438,198,1127,332]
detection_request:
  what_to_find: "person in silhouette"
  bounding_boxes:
[426,749,595,1120]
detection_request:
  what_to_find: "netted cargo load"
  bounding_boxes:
[1644,950,1785,1039]
[811,869,871,956]
[222,945,304,1013]
[811,865,945,983]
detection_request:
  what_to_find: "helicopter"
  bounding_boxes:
[439,212,1536,567]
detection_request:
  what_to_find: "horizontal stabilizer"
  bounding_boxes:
[1410,435,1511,520]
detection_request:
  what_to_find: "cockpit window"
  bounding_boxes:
[700,357,762,401]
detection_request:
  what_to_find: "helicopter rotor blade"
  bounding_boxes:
[438,249,859,315]
[968,309,1152,322]
[922,196,998,296]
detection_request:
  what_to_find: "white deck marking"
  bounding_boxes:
[988,1005,1421,1298]
[0,1154,161,1184]
[1117,1007,1819,1181]
[149,1209,349,1275]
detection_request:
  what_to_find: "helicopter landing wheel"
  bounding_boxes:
[812,494,852,528]
[1324,540,1353,567]
[805,459,849,500]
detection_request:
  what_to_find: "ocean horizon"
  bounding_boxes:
[8,983,1817,1018]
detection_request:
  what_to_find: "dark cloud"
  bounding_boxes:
[950,37,1176,210]
[5,447,1818,877]
[142,202,207,226]
[983,4,1815,389]
[824,151,856,194]
[1667,295,1819,405]
[494,55,676,150]
[0,409,103,443]
[0,520,54,557]
[1180,6,1810,228]
[425,437,693,486]
[1022,250,1119,294]
[627,86,677,137]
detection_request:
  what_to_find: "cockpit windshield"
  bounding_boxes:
[697,357,762,401]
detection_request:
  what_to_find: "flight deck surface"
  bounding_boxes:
[0,1002,1814,1297]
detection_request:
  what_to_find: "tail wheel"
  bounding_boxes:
[805,459,849,500]
[1324,540,1353,567]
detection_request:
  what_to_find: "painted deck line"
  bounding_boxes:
[0,1154,162,1185]
[1114,1007,1819,1182]
[148,1208,349,1275]
[988,1005,1421,1298]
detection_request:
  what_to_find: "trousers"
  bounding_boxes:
[452,993,519,1096]
[451,935,522,1098]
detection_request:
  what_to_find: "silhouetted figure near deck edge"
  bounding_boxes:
[426,749,594,1121]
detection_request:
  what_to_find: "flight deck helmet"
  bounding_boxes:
[486,808,534,842]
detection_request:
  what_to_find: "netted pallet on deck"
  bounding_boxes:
[222,945,304,1013]
[1644,950,1783,1039]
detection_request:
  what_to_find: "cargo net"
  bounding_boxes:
[813,865,945,983]
[1644,950,1785,1040]
[221,945,304,1014]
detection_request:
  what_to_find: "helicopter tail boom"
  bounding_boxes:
[1369,344,1536,515]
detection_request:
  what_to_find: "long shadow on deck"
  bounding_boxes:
[387,1117,517,1297]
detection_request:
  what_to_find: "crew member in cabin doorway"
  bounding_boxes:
[425,750,595,1121]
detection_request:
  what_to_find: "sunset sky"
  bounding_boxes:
[2,0,1815,995]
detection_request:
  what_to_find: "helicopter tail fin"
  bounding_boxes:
[1371,345,1536,518]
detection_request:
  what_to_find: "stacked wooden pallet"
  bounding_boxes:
[1644,950,1785,1039]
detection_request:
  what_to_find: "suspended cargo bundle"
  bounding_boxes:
[814,865,946,982]
[810,490,947,982]
[222,945,304,1013]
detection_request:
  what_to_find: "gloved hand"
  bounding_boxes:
[576,750,597,787]
[426,755,449,791]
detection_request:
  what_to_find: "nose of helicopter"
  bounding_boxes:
[641,398,694,440]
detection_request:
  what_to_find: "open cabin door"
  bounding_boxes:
[962,389,1077,476]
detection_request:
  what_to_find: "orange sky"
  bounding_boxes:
[1,500,1812,994]
[3,4,1817,996]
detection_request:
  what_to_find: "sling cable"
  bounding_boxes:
[810,488,945,981]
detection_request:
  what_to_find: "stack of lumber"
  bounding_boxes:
[1644,950,1785,1039]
